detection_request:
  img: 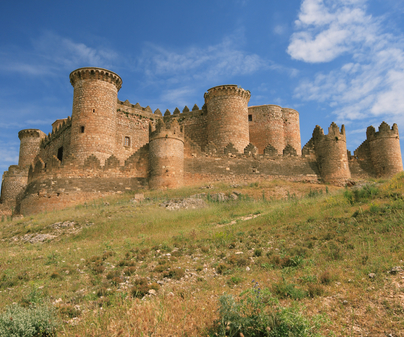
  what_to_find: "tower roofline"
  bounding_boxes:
[69,67,122,91]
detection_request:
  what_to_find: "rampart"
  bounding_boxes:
[1,66,402,216]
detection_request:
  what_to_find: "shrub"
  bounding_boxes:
[307,283,325,298]
[0,303,58,337]
[253,248,263,257]
[130,278,159,298]
[164,268,185,280]
[272,281,308,300]
[216,263,230,275]
[227,276,243,286]
[319,270,333,285]
[207,283,319,336]
[123,266,136,276]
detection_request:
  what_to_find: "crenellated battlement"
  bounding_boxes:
[204,84,251,104]
[18,129,46,140]
[366,121,399,140]
[2,66,402,216]
[70,67,122,91]
[41,117,71,147]
[313,122,346,143]
[150,119,184,142]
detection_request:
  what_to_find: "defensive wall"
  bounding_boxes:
[1,66,402,216]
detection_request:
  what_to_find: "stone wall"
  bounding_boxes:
[205,85,251,153]
[18,177,147,215]
[168,107,208,152]
[38,119,72,165]
[184,155,319,186]
[311,123,351,183]
[0,166,29,207]
[69,67,122,165]
[367,122,403,177]
[18,129,46,168]
[149,120,184,189]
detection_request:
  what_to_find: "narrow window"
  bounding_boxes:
[57,147,63,162]
[248,114,253,122]
[92,109,95,113]
[124,136,130,147]
[80,126,85,133]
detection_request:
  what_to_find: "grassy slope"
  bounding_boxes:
[0,177,403,336]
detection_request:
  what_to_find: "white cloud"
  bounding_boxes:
[138,37,271,84]
[0,31,118,76]
[288,0,374,63]
[290,0,404,125]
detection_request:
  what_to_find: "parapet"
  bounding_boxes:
[149,119,184,142]
[366,121,399,140]
[69,67,122,91]
[313,122,346,143]
[204,85,251,103]
[18,129,46,140]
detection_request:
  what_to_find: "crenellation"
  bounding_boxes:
[1,66,402,216]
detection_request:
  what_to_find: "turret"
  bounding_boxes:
[312,122,351,183]
[204,85,251,153]
[366,122,403,177]
[69,67,122,165]
[148,119,184,189]
[18,129,46,168]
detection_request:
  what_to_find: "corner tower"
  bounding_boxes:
[69,67,122,165]
[312,122,351,183]
[204,85,251,153]
[367,122,403,177]
[149,119,184,189]
[18,129,46,168]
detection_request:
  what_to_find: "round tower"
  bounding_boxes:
[204,85,251,153]
[69,67,122,165]
[0,166,28,207]
[18,129,46,168]
[367,122,403,177]
[312,123,351,183]
[149,119,184,189]
[282,108,301,156]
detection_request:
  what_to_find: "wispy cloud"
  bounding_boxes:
[289,0,404,125]
[0,31,118,76]
[138,37,275,84]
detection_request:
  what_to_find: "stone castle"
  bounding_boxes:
[0,67,403,216]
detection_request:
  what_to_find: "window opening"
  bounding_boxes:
[80,126,85,133]
[92,109,95,113]
[57,147,63,162]
[124,136,130,147]
[248,115,253,122]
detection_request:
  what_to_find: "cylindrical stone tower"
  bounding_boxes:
[312,123,351,183]
[69,67,122,165]
[367,122,403,177]
[0,166,28,207]
[282,108,301,156]
[205,85,251,153]
[149,119,184,189]
[18,129,46,168]
[265,105,285,155]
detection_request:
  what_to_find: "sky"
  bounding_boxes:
[1,0,404,179]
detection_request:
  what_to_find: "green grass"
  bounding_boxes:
[0,177,404,336]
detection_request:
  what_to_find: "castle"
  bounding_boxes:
[0,67,403,216]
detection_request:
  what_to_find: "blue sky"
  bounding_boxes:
[1,0,404,177]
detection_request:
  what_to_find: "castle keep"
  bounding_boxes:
[1,67,403,216]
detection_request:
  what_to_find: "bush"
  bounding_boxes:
[0,303,58,337]
[207,283,319,336]
[272,281,308,300]
[130,278,159,298]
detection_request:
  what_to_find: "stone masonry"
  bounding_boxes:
[0,66,402,216]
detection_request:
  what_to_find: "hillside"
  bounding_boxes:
[0,176,403,336]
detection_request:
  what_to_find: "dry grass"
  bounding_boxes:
[1,177,404,336]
